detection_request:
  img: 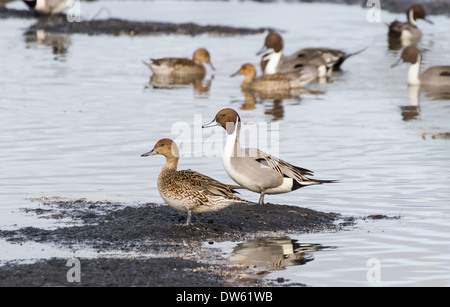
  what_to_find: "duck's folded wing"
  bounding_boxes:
[249,149,314,182]
[175,170,241,197]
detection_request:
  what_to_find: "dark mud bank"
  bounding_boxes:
[0,7,273,36]
[1,199,344,249]
[0,198,399,286]
[0,198,347,286]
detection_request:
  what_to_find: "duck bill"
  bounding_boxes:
[256,45,268,56]
[141,148,157,157]
[208,61,216,71]
[202,118,219,129]
[230,69,240,78]
[391,57,403,68]
[424,18,433,25]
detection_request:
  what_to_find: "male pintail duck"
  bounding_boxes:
[257,32,365,77]
[203,109,337,205]
[392,46,450,87]
[388,5,433,46]
[23,0,68,14]
[230,63,317,92]
[143,48,215,77]
[141,138,250,225]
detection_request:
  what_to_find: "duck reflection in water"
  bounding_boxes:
[229,237,330,271]
[24,30,71,57]
[148,74,213,97]
[234,87,323,121]
[400,85,421,121]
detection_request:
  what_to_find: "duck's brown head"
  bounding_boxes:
[257,32,284,55]
[408,5,433,24]
[141,138,180,160]
[193,48,215,70]
[401,46,421,64]
[202,108,241,135]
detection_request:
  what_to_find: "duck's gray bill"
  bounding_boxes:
[230,70,240,78]
[256,45,268,56]
[141,148,156,157]
[202,119,219,129]
[391,57,403,68]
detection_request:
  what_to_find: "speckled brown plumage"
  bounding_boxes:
[142,138,250,225]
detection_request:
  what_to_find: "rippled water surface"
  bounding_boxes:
[1,0,450,286]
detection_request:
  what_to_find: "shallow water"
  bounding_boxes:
[1,0,450,286]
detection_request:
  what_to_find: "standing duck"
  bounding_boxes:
[141,138,250,225]
[203,109,336,205]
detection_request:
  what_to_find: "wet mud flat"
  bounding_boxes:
[289,0,450,16]
[0,7,273,36]
[0,198,352,287]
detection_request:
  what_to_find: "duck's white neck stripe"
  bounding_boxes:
[407,54,422,86]
[224,121,241,158]
[264,52,282,75]
[409,8,417,26]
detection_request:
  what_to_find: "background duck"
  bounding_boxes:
[143,48,215,78]
[257,32,365,77]
[230,63,317,93]
[22,0,68,15]
[388,5,433,48]
[392,46,450,87]
[203,108,337,205]
[141,138,250,226]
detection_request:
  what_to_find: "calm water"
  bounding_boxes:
[1,0,450,286]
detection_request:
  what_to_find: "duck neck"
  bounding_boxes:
[407,55,422,86]
[264,52,282,75]
[241,73,256,88]
[224,120,242,158]
[408,8,417,26]
[162,156,178,173]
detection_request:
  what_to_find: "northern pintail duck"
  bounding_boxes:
[388,5,433,46]
[257,32,364,77]
[141,138,250,225]
[143,48,215,77]
[230,63,317,92]
[203,109,336,205]
[23,0,68,15]
[392,46,450,87]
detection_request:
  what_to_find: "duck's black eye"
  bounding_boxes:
[161,144,165,147]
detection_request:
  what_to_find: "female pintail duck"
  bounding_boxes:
[230,63,317,92]
[141,138,250,225]
[143,48,215,77]
[388,5,433,46]
[22,0,68,14]
[392,46,450,87]
[257,32,365,77]
[203,109,337,205]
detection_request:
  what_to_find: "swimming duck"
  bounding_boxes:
[230,63,317,92]
[388,5,433,47]
[392,46,450,87]
[257,32,364,77]
[143,48,215,77]
[141,138,250,225]
[22,0,68,15]
[202,109,337,205]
